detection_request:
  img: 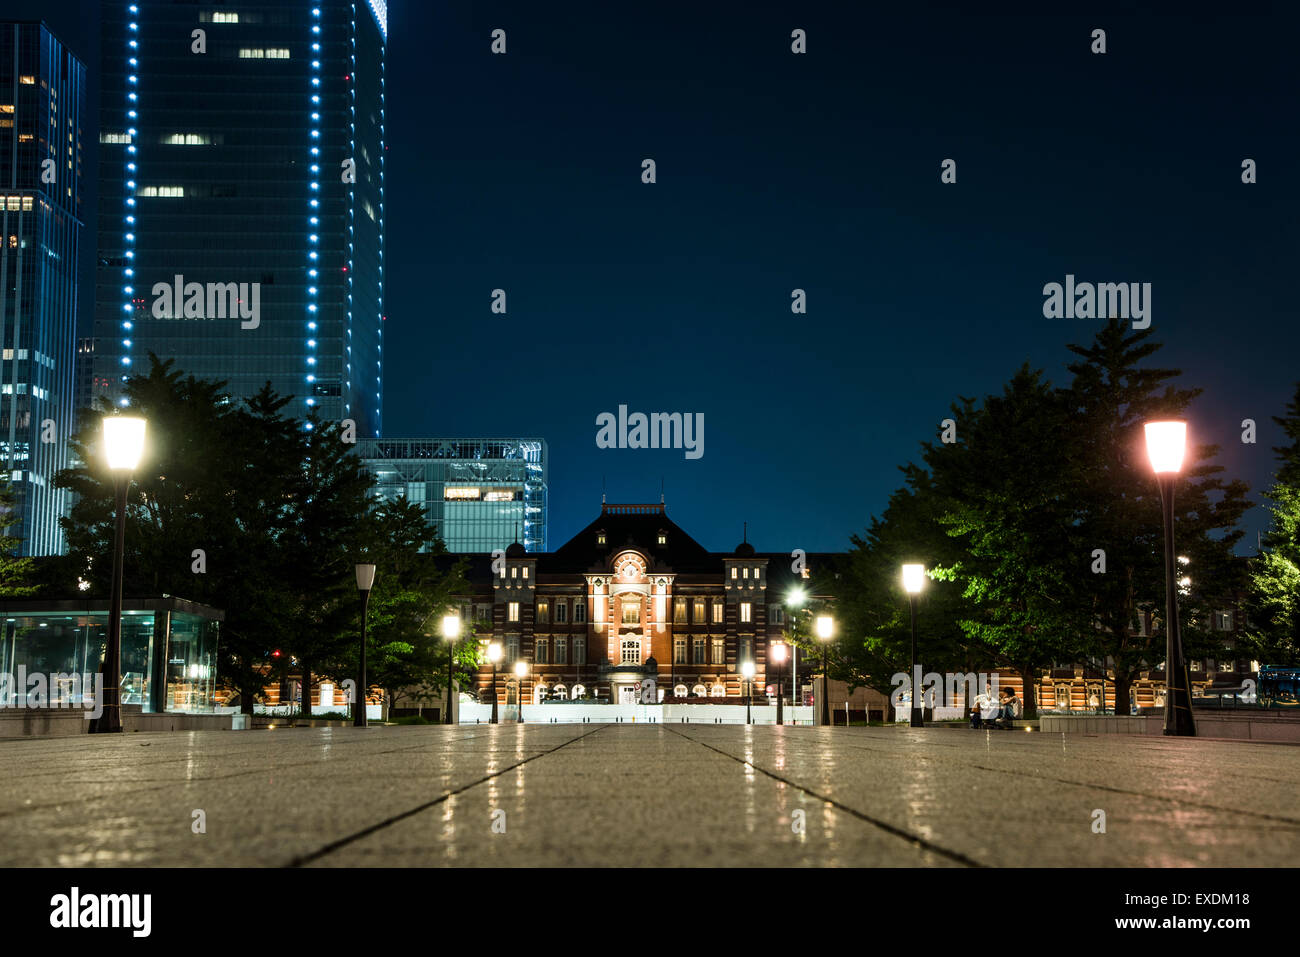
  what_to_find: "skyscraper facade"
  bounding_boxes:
[94,1,386,436]
[358,438,549,553]
[0,22,84,555]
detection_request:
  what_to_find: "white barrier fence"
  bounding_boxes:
[459,702,817,725]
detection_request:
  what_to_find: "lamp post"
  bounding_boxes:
[354,563,376,728]
[902,563,926,728]
[815,614,834,726]
[514,659,528,723]
[488,642,502,724]
[1145,421,1196,737]
[787,588,805,713]
[89,415,146,734]
[741,659,755,725]
[770,640,787,726]
[442,612,461,725]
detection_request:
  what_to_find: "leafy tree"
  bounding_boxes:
[1066,321,1250,713]
[928,366,1086,717]
[334,495,471,716]
[0,479,37,596]
[827,466,972,719]
[1244,382,1300,665]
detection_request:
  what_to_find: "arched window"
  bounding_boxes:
[711,683,725,698]
[552,684,567,700]
[621,637,641,664]
[673,683,688,698]
[572,683,586,699]
[534,684,549,705]
[692,683,707,698]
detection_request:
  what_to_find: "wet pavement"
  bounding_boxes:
[1,724,1296,867]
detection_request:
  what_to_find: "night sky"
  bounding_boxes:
[14,1,1300,555]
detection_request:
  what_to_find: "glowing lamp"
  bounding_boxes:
[1144,421,1187,474]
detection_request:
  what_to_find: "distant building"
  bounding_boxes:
[0,22,85,555]
[73,337,98,424]
[453,502,836,707]
[358,437,548,553]
[93,1,387,435]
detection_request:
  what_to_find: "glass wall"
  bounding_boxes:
[0,603,221,712]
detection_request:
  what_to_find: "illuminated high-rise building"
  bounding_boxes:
[358,438,549,553]
[0,22,84,555]
[94,1,387,436]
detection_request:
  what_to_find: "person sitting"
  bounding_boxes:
[992,688,1022,728]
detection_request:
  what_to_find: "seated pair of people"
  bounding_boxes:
[970,689,1021,728]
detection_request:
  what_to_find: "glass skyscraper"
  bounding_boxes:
[358,438,549,553]
[0,22,84,556]
[94,1,386,436]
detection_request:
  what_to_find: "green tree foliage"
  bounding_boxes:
[0,478,37,597]
[56,356,464,715]
[1245,382,1300,665]
[1066,320,1250,712]
[927,367,1086,716]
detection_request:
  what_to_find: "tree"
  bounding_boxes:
[928,366,1086,717]
[1244,382,1300,665]
[1066,321,1250,713]
[0,479,37,597]
[827,465,972,720]
[335,495,470,716]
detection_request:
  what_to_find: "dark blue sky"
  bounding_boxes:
[15,1,1300,555]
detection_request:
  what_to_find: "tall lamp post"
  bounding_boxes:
[902,563,926,728]
[1145,421,1197,737]
[815,614,834,726]
[89,415,147,734]
[787,588,805,711]
[442,612,461,725]
[514,659,528,723]
[354,563,376,728]
[487,642,502,724]
[771,640,787,726]
[741,659,755,725]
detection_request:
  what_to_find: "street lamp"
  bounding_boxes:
[442,612,461,725]
[514,659,528,723]
[89,415,146,734]
[902,563,926,728]
[354,563,376,728]
[487,642,502,724]
[1144,420,1196,736]
[770,640,787,726]
[741,659,755,725]
[815,614,834,726]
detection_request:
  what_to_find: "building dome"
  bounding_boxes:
[733,541,755,557]
[505,542,527,558]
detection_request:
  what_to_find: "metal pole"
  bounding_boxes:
[490,661,498,724]
[90,475,129,734]
[746,678,751,725]
[909,593,924,727]
[1159,475,1196,736]
[820,646,830,727]
[354,588,370,727]
[444,638,455,724]
[776,652,784,726]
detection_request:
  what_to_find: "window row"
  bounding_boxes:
[674,637,728,665]
[525,637,586,665]
[535,599,586,623]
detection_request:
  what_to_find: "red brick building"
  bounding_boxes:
[463,503,833,709]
